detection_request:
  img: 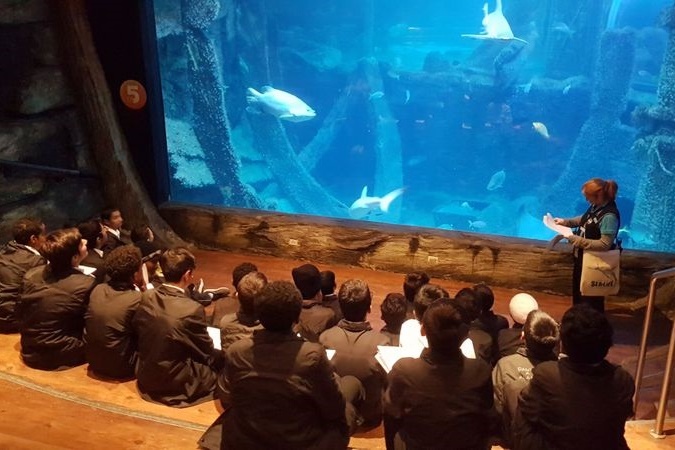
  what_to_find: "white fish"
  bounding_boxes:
[469,220,487,230]
[404,89,411,105]
[562,84,571,95]
[461,201,471,209]
[551,22,574,36]
[349,185,405,220]
[487,169,506,190]
[532,121,550,139]
[369,91,385,100]
[246,86,316,122]
[461,0,528,44]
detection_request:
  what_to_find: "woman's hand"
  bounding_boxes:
[553,218,565,225]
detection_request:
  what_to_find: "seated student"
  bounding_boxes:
[399,283,449,355]
[85,245,143,379]
[384,299,494,450]
[402,272,430,319]
[473,282,509,340]
[320,279,391,427]
[100,207,130,254]
[219,271,267,351]
[379,293,407,346]
[77,220,107,283]
[219,281,361,450]
[454,287,495,365]
[210,261,258,327]
[492,310,559,445]
[513,305,635,450]
[498,293,539,358]
[133,247,224,407]
[292,263,338,342]
[19,228,95,370]
[0,218,46,333]
[232,262,258,288]
[134,240,163,290]
[321,270,342,321]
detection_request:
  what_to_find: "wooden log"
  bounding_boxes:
[160,203,674,300]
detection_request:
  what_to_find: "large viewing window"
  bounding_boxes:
[147,0,673,252]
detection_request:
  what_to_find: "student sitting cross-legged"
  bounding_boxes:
[384,299,494,450]
[320,279,391,427]
[84,245,144,379]
[133,247,224,407]
[19,228,95,370]
[217,281,362,450]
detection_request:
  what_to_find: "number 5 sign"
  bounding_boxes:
[119,80,147,110]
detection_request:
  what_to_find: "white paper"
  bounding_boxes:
[207,326,222,350]
[325,349,336,360]
[543,213,573,237]
[77,265,97,276]
[375,345,421,373]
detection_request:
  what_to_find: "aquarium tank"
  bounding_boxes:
[147,0,675,252]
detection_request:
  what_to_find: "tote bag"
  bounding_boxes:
[580,249,621,296]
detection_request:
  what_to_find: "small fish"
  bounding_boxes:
[369,91,385,100]
[562,84,571,95]
[468,220,487,230]
[461,201,471,209]
[464,94,471,101]
[246,86,316,122]
[532,122,550,139]
[637,70,651,78]
[487,169,506,190]
[404,90,411,105]
[387,70,400,80]
[551,22,574,36]
[415,119,426,124]
[462,123,473,130]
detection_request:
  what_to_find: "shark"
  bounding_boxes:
[461,0,528,44]
[348,186,405,220]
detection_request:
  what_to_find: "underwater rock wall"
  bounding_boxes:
[546,28,637,217]
[631,4,675,252]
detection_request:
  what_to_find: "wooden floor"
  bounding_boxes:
[1,248,674,449]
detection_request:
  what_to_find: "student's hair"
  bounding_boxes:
[41,228,82,273]
[453,287,480,323]
[582,178,618,202]
[403,272,430,303]
[100,207,121,223]
[255,281,302,332]
[560,305,613,364]
[232,262,258,288]
[159,247,196,282]
[473,282,495,313]
[413,283,449,320]
[237,271,268,315]
[77,220,103,250]
[423,299,469,356]
[130,224,152,243]
[291,263,322,300]
[12,218,43,246]
[337,279,371,322]
[105,245,142,283]
[380,293,407,332]
[523,310,559,360]
[320,270,336,296]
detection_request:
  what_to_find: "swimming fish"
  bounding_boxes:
[246,86,316,122]
[369,91,385,100]
[468,220,487,230]
[551,22,574,36]
[532,122,550,139]
[349,186,405,220]
[404,90,411,105]
[487,169,506,190]
[562,84,572,95]
[461,0,528,44]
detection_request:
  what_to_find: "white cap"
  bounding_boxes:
[509,293,539,324]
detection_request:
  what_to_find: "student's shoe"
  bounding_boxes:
[204,287,230,300]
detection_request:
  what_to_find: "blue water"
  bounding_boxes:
[151,0,670,252]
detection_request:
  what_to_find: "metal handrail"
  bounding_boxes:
[634,266,675,438]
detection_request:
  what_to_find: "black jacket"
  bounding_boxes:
[84,281,142,378]
[133,284,223,407]
[19,265,96,370]
[0,242,45,333]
